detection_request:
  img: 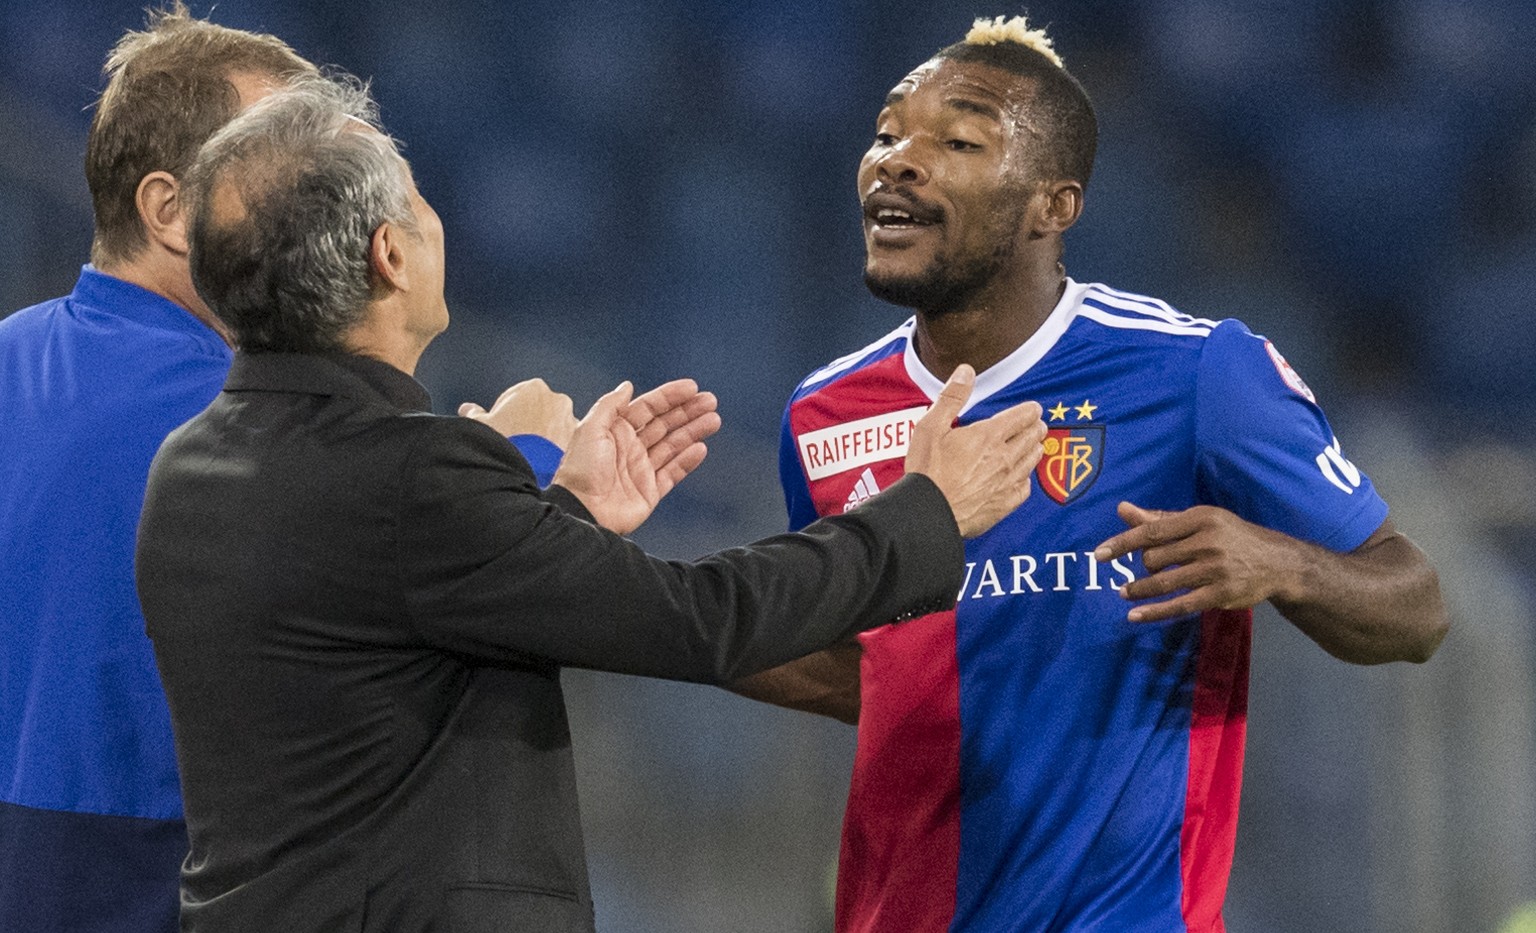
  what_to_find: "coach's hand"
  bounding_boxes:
[553,379,720,535]
[904,365,1045,538]
[458,378,577,449]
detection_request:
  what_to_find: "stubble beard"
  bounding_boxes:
[862,201,1028,318]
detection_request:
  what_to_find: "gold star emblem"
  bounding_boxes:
[1047,402,1070,421]
[1074,400,1098,421]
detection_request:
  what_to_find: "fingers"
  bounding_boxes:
[1120,574,1249,623]
[953,400,1044,488]
[625,379,700,425]
[942,399,1044,458]
[1113,560,1217,624]
[635,393,721,449]
[940,397,1046,492]
[1116,500,1166,528]
[1101,504,1270,622]
[1000,405,1048,466]
[1120,561,1208,602]
[615,380,722,484]
[653,441,710,498]
[1017,429,1048,471]
[1124,591,1209,624]
[460,378,579,447]
[581,380,636,426]
[918,364,975,431]
[645,411,722,468]
[625,381,721,448]
[1095,502,1179,561]
[988,399,1046,441]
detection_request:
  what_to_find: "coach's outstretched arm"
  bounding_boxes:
[557,363,1045,539]
[726,367,1048,723]
[1095,504,1447,664]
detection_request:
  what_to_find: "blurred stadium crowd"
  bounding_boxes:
[2,1,1533,931]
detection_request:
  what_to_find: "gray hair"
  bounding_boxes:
[184,72,418,352]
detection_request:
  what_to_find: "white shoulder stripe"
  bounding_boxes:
[1084,285,1221,329]
[1088,282,1183,311]
[802,317,914,388]
[1077,305,1213,337]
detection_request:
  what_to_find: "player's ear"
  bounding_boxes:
[1035,180,1083,236]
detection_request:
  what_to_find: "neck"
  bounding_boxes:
[910,256,1067,382]
[342,304,429,376]
[97,254,234,348]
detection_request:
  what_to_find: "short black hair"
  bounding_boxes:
[932,38,1097,189]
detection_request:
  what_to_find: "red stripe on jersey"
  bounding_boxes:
[835,612,961,933]
[792,349,958,931]
[789,354,928,508]
[1180,608,1251,932]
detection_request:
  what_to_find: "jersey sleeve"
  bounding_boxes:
[508,434,562,488]
[778,400,819,532]
[1193,320,1388,552]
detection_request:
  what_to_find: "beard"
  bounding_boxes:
[862,202,1027,316]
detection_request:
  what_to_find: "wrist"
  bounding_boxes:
[510,434,564,488]
[1266,531,1320,608]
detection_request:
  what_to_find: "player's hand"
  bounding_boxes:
[458,378,577,449]
[1094,502,1302,623]
[903,365,1046,538]
[553,379,719,535]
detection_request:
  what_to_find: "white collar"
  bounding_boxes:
[902,278,1087,415]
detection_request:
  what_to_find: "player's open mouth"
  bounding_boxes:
[864,192,941,245]
[864,191,941,226]
[872,207,932,228]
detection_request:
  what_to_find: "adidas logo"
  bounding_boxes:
[843,467,881,512]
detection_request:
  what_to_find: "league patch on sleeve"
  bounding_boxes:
[1264,340,1316,403]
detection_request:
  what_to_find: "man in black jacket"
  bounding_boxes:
[134,74,1046,932]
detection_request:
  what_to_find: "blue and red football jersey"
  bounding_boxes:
[778,280,1389,932]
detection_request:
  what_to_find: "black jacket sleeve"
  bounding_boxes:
[398,416,961,683]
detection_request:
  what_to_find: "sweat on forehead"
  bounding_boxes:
[890,57,1039,109]
[898,18,1099,189]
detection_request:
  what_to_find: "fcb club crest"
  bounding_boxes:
[1036,425,1104,505]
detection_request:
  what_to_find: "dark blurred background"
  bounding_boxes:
[3,2,1534,930]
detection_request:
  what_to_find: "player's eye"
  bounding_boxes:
[874,132,898,146]
[946,139,981,151]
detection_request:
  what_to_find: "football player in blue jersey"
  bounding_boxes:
[737,15,1447,933]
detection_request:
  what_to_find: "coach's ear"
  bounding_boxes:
[368,220,410,293]
[137,171,190,256]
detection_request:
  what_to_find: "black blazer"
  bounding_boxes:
[135,351,962,933]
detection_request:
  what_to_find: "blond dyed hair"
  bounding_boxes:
[964,15,1064,68]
